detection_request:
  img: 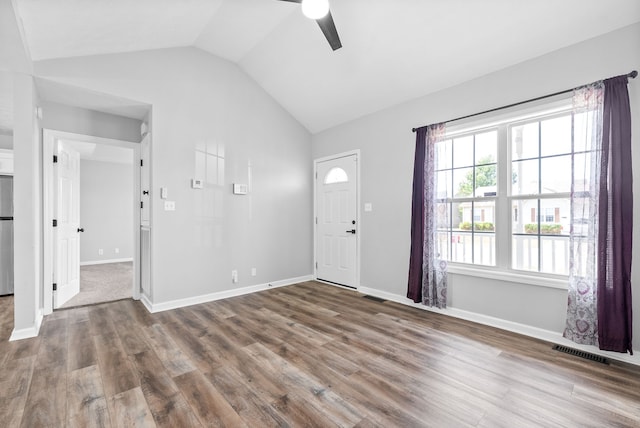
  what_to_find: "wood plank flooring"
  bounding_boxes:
[1,282,640,427]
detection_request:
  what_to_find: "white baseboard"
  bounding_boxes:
[143,275,313,313]
[358,286,640,367]
[80,258,133,266]
[140,293,153,313]
[10,309,43,341]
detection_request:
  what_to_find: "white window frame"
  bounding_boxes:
[441,96,575,289]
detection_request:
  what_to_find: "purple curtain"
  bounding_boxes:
[597,75,633,354]
[408,124,447,307]
[407,127,427,303]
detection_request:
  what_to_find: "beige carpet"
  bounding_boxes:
[61,262,133,308]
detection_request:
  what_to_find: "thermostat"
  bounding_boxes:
[191,179,203,189]
[233,183,248,195]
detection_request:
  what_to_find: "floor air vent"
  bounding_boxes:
[363,295,386,303]
[552,345,609,364]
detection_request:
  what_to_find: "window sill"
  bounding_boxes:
[447,264,568,290]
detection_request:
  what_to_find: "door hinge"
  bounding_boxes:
[140,201,144,209]
[53,155,58,163]
[52,219,57,227]
[52,283,57,291]
[315,217,317,224]
[315,262,318,269]
[140,159,143,167]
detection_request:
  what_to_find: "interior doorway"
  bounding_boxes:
[314,151,360,289]
[43,130,141,313]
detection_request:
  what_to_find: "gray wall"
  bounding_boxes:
[42,101,142,143]
[0,134,11,149]
[312,24,640,350]
[35,47,313,304]
[80,159,133,263]
[12,73,41,333]
[2,0,40,334]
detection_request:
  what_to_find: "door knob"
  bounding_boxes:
[77,228,84,233]
[346,229,356,234]
[143,190,149,195]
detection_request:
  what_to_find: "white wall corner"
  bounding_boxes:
[9,309,43,341]
[140,293,153,313]
[142,275,313,314]
[357,286,640,367]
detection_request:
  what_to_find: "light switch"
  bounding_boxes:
[160,187,168,199]
[233,183,248,195]
[164,200,176,211]
[364,203,373,212]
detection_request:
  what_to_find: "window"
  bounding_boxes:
[324,167,348,184]
[435,101,582,277]
[435,130,497,266]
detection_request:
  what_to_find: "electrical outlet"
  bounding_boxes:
[251,268,257,276]
[115,248,120,254]
[231,270,238,283]
[164,200,176,211]
[98,249,104,255]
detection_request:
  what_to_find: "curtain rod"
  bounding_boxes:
[411,70,638,133]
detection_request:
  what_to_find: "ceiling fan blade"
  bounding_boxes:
[316,10,342,50]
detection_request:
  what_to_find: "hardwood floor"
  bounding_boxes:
[1,282,639,427]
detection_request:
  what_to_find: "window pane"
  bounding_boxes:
[512,197,569,274]
[474,164,497,197]
[436,170,451,199]
[511,159,538,195]
[451,201,472,264]
[453,135,474,168]
[511,122,539,160]
[324,167,348,184]
[540,236,569,275]
[541,155,571,193]
[573,111,598,153]
[512,234,539,272]
[435,139,452,170]
[475,130,497,165]
[453,167,474,197]
[541,115,572,157]
[473,200,495,266]
[573,152,592,193]
[512,198,538,271]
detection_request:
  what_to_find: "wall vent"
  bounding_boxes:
[552,345,609,365]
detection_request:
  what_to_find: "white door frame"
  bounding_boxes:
[313,150,361,289]
[43,129,141,314]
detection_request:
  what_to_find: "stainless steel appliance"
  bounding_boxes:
[0,175,13,295]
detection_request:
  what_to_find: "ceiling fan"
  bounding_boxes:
[277,0,342,51]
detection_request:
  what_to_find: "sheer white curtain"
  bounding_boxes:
[422,123,448,308]
[563,82,604,345]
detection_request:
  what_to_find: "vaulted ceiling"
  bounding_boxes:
[11,0,640,133]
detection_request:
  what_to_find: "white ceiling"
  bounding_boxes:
[12,0,640,133]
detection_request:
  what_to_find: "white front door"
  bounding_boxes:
[54,141,81,308]
[316,154,358,288]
